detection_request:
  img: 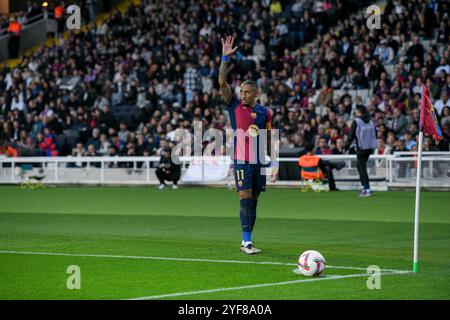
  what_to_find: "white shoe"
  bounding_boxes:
[172,184,178,189]
[158,184,166,190]
[358,189,373,197]
[240,243,262,254]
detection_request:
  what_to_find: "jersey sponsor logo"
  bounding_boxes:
[248,124,259,137]
[250,112,257,119]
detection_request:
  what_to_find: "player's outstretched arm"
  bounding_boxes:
[219,36,238,105]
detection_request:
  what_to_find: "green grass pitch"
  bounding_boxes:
[0,186,449,300]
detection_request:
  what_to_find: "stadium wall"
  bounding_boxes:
[18,16,47,55]
[1,154,449,190]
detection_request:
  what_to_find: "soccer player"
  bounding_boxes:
[219,36,279,255]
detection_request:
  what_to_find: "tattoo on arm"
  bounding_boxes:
[219,60,232,104]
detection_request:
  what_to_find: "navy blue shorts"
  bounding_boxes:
[233,163,266,192]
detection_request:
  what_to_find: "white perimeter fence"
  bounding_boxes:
[0,152,449,190]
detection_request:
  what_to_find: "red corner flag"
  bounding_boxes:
[420,85,443,141]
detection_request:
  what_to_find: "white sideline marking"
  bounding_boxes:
[0,250,409,273]
[128,271,411,300]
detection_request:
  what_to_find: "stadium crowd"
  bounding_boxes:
[0,0,450,161]
[0,2,43,35]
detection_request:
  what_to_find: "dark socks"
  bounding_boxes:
[250,199,258,231]
[240,198,253,242]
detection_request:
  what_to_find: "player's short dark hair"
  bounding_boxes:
[241,79,258,90]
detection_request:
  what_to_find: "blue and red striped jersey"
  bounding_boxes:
[227,97,272,164]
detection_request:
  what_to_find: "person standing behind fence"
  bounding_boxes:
[7,16,22,59]
[345,105,377,197]
[54,2,65,34]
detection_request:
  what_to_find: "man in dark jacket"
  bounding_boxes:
[156,142,181,190]
[345,105,377,197]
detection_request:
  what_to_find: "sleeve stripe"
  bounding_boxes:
[266,107,272,129]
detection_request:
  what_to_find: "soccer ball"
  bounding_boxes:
[297,250,326,276]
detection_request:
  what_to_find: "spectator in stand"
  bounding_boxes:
[86,128,101,151]
[404,131,417,151]
[27,1,42,19]
[390,107,409,137]
[332,138,346,154]
[441,106,450,127]
[0,140,19,157]
[86,144,99,157]
[375,137,392,156]
[374,40,395,65]
[184,62,202,103]
[54,2,65,34]
[7,16,22,59]
[315,136,332,155]
[435,90,450,116]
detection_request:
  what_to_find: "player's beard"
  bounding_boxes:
[242,99,254,108]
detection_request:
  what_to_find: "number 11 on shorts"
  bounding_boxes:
[236,169,244,181]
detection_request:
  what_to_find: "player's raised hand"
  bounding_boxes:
[221,36,238,56]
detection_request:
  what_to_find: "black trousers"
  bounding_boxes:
[57,18,64,33]
[356,149,373,189]
[318,160,339,191]
[8,35,20,59]
[156,168,180,185]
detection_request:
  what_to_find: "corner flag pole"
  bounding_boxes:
[413,130,423,273]
[413,85,442,273]
[413,85,427,274]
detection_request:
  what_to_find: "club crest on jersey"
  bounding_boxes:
[250,112,257,119]
[248,124,259,137]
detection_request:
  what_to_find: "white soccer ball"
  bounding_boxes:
[297,250,326,276]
